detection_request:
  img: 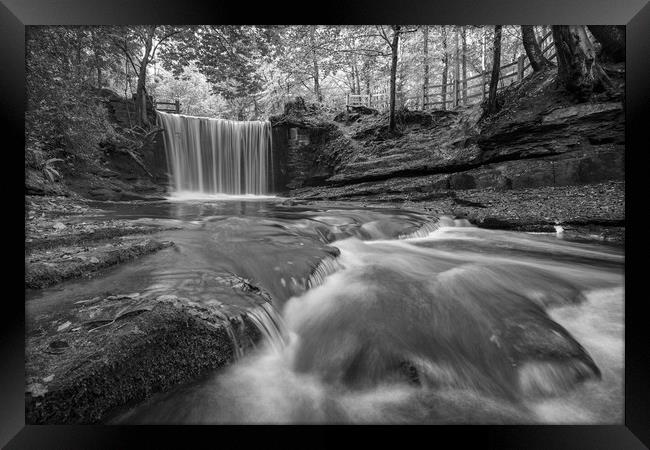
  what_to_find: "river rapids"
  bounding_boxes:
[89,200,625,425]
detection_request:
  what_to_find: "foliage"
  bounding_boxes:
[158,26,273,116]
[25,26,119,173]
[42,158,64,182]
[25,24,619,173]
[149,63,228,117]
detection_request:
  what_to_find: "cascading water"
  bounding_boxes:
[157,111,273,196]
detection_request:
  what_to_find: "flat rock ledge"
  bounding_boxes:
[25,195,182,289]
[25,236,176,289]
[25,281,270,424]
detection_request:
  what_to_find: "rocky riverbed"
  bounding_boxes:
[24,195,270,423]
[25,195,178,289]
[24,190,624,424]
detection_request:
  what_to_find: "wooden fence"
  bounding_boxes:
[347,30,556,111]
[154,99,181,113]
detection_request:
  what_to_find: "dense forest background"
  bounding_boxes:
[25,25,624,184]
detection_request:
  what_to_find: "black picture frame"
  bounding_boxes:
[3,0,648,447]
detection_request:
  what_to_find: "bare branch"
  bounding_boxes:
[151,29,183,59]
[110,35,140,74]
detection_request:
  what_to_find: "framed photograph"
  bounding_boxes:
[3,0,647,447]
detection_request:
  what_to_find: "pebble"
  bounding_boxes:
[56,321,71,332]
[26,382,48,397]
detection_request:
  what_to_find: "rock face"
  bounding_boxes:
[25,236,175,289]
[270,99,348,192]
[64,127,169,201]
[273,69,624,196]
[271,123,341,190]
[25,286,269,424]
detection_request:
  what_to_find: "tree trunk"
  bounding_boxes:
[309,26,322,103]
[461,26,467,104]
[441,26,449,110]
[587,25,625,63]
[481,26,487,99]
[354,64,361,95]
[253,96,260,119]
[388,25,400,133]
[553,25,612,101]
[454,27,460,107]
[521,25,551,71]
[486,25,502,115]
[346,71,354,93]
[481,27,486,71]
[422,26,429,109]
[136,65,149,127]
[136,26,154,127]
[396,36,406,108]
[363,57,371,96]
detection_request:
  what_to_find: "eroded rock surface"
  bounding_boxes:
[25,196,180,289]
[25,278,272,424]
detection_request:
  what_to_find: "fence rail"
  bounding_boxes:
[154,99,181,113]
[347,30,555,112]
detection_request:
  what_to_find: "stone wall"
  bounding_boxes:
[271,122,341,192]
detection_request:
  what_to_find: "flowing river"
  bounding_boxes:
[32,197,622,425]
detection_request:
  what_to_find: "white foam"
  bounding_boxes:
[166,191,281,202]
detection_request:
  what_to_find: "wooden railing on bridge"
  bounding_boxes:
[347,31,556,111]
[154,99,181,113]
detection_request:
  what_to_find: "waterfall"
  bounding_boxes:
[157,111,273,195]
[245,302,288,353]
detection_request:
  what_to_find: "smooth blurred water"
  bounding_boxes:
[157,112,273,195]
[66,199,624,425]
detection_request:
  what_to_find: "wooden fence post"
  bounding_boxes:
[452,81,456,108]
[482,71,487,100]
[462,77,467,106]
[346,93,350,111]
[174,99,180,113]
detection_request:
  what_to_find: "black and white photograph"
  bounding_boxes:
[2,0,647,444]
[21,22,628,425]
